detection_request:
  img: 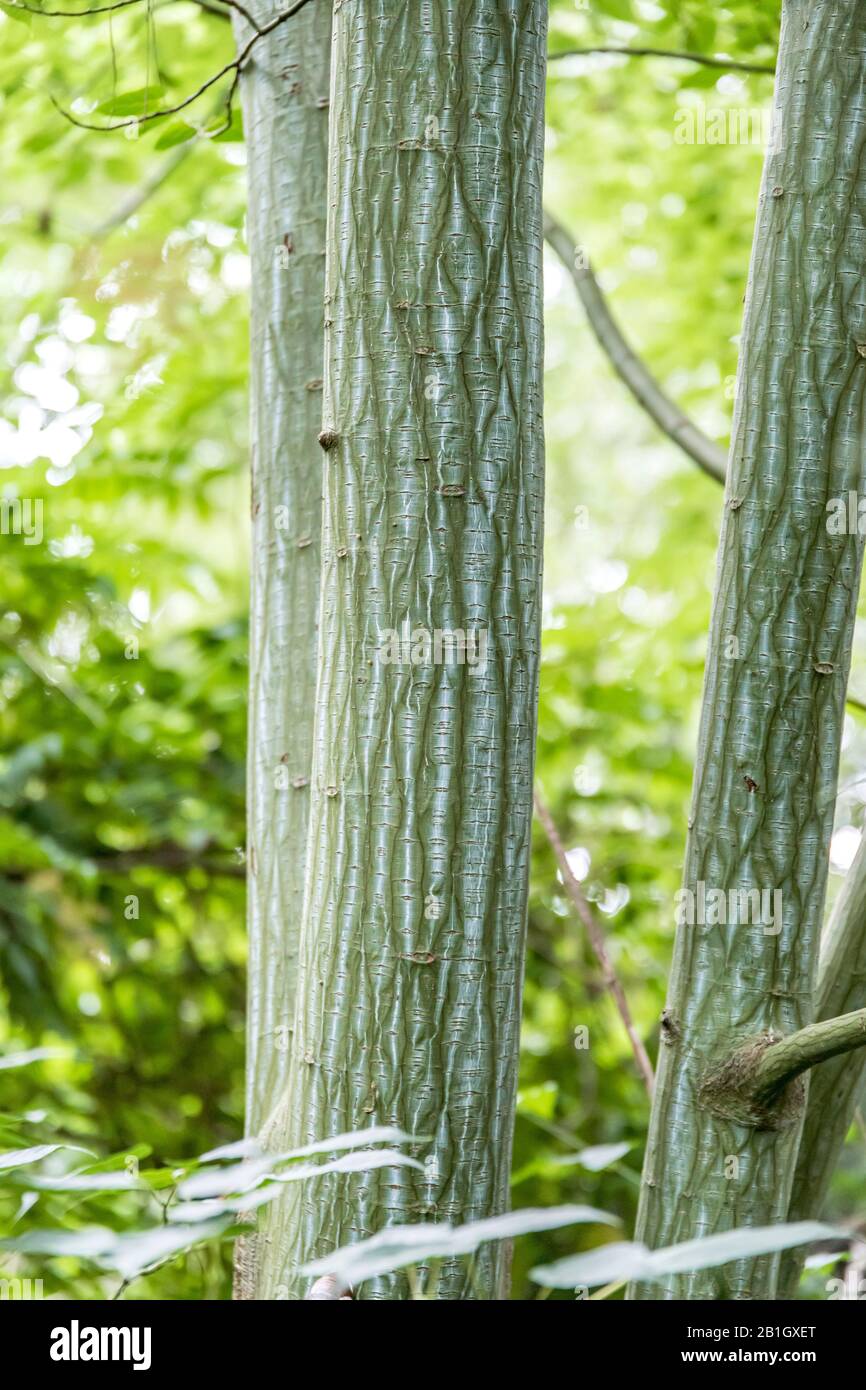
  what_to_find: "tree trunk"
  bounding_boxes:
[264,0,548,1300]
[779,834,866,1296]
[232,0,332,1300]
[631,0,866,1300]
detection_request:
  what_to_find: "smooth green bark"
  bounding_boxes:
[232,0,331,1299]
[631,0,866,1300]
[779,834,866,1296]
[267,0,548,1300]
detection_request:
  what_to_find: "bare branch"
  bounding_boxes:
[8,0,261,23]
[49,0,314,131]
[548,45,775,76]
[544,210,728,484]
[9,0,156,14]
[534,788,655,1098]
[92,141,195,236]
[4,843,246,880]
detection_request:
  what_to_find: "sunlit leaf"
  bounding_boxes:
[0,1144,91,1172]
[154,123,198,151]
[530,1222,845,1288]
[177,1147,424,1209]
[301,1205,619,1289]
[1,1219,231,1280]
[200,1124,418,1165]
[0,1047,71,1070]
[572,1142,632,1172]
[97,88,165,118]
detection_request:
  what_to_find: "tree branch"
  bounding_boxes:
[92,142,195,236]
[701,1011,866,1130]
[753,1009,866,1106]
[4,843,245,880]
[543,210,728,484]
[8,0,260,24]
[533,788,655,1097]
[9,0,158,13]
[549,219,866,738]
[779,820,866,1293]
[547,46,775,76]
[49,0,314,131]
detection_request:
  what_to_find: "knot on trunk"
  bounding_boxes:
[698,1032,806,1130]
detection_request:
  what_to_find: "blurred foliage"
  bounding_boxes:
[0,0,863,1300]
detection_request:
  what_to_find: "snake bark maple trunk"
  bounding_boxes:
[631,0,866,1300]
[267,0,547,1300]
[232,0,331,1299]
[779,835,866,1296]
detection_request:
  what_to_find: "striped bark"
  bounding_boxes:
[232,0,332,1299]
[631,0,866,1300]
[268,0,548,1300]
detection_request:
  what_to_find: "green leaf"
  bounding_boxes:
[206,113,244,144]
[0,1219,231,1280]
[530,1222,844,1289]
[592,0,633,19]
[111,1221,232,1280]
[200,1123,418,1164]
[516,1082,558,1120]
[0,3,33,27]
[97,88,164,118]
[176,1155,273,1199]
[650,1223,843,1277]
[0,1228,117,1262]
[531,1239,646,1288]
[177,1146,425,1206]
[24,1170,143,1193]
[301,1205,619,1289]
[0,1047,71,1070]
[0,1143,91,1172]
[154,122,198,151]
[573,1142,632,1172]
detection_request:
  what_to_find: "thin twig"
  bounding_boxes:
[90,88,227,235]
[544,209,728,484]
[10,0,155,13]
[533,788,655,1097]
[545,221,866,737]
[50,0,314,132]
[547,45,775,76]
[9,0,261,23]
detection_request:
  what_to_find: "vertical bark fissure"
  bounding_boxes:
[267,0,547,1300]
[631,0,866,1300]
[233,0,332,1298]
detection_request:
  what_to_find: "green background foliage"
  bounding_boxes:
[0,0,861,1298]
